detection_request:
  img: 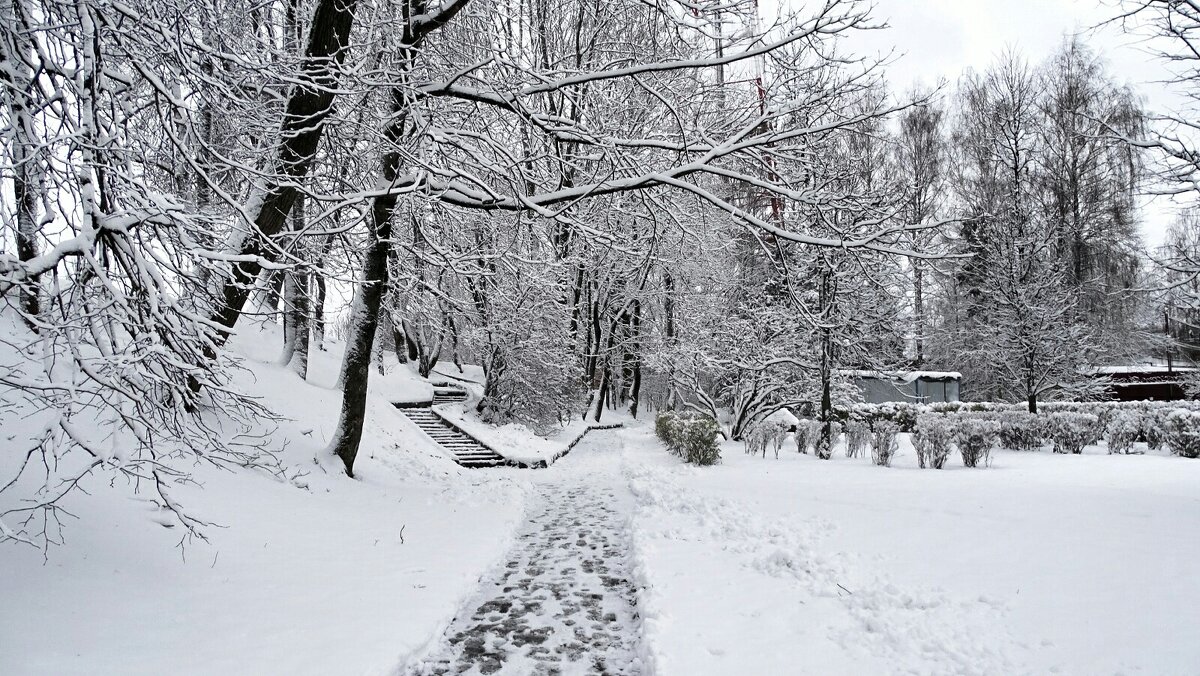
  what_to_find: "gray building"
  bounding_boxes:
[846,370,962,404]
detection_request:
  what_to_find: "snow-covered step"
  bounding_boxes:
[430,382,469,405]
[395,403,510,469]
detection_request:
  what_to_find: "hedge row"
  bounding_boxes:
[655,411,721,465]
[839,400,1200,436]
[889,405,1200,458]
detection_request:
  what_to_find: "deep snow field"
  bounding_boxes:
[3,319,1199,675]
[622,432,1200,675]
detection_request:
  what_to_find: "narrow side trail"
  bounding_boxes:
[407,436,643,675]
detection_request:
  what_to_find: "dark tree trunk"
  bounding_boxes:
[392,322,408,364]
[593,320,618,422]
[329,186,396,476]
[628,301,642,418]
[663,271,676,343]
[281,194,310,378]
[817,265,834,460]
[913,262,924,367]
[313,267,327,350]
[1,3,41,324]
[211,0,357,335]
[1027,393,1037,414]
[326,0,472,474]
[593,367,609,423]
[568,265,584,342]
[403,321,420,362]
[264,270,285,317]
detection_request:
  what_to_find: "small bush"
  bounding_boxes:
[795,419,819,454]
[748,419,789,459]
[956,418,998,468]
[814,421,842,460]
[656,411,722,465]
[743,426,763,456]
[1163,409,1200,458]
[1144,409,1169,451]
[655,412,677,446]
[997,412,1042,452]
[1045,412,1099,455]
[1106,410,1141,455]
[914,414,954,469]
[845,421,870,458]
[870,421,900,467]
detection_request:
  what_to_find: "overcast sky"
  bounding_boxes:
[838,0,1188,246]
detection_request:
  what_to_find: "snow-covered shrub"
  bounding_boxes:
[1106,410,1141,455]
[794,419,819,454]
[1144,408,1169,451]
[748,419,789,459]
[813,421,842,460]
[955,418,998,468]
[1163,409,1200,458]
[997,412,1042,452]
[680,416,722,465]
[847,402,923,433]
[870,421,900,467]
[914,414,954,469]
[655,411,685,455]
[844,421,870,458]
[656,412,722,465]
[743,425,764,456]
[1045,412,1099,455]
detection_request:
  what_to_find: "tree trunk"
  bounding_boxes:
[593,369,609,423]
[323,0,466,472]
[280,194,310,378]
[328,184,397,476]
[913,261,924,367]
[392,321,408,364]
[1027,392,1037,414]
[1,0,41,324]
[663,271,676,343]
[817,265,834,460]
[313,269,327,350]
[210,0,357,335]
[263,270,286,316]
[628,301,642,417]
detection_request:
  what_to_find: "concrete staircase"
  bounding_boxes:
[399,404,510,469]
[431,384,469,406]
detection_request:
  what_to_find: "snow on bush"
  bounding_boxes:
[844,420,870,458]
[655,411,721,465]
[956,418,998,468]
[870,421,900,467]
[845,401,922,432]
[813,421,842,460]
[743,426,763,456]
[997,412,1042,451]
[794,419,819,455]
[1163,409,1200,458]
[914,414,955,469]
[745,419,789,459]
[1144,408,1169,452]
[1106,410,1141,455]
[1045,412,1100,455]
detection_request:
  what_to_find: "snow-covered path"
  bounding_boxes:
[408,436,643,675]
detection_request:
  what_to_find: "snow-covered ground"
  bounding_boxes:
[0,320,530,676]
[6,315,1199,675]
[622,430,1200,675]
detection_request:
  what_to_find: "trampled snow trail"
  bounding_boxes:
[407,437,643,675]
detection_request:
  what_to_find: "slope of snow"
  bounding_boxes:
[621,427,1200,675]
[0,319,529,676]
[435,403,629,466]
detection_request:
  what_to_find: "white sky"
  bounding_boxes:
[833,0,1193,246]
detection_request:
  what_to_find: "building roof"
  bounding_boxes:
[841,369,962,383]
